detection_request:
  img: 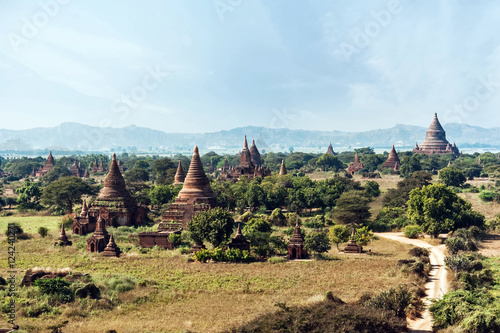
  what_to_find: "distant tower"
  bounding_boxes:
[279,160,287,175]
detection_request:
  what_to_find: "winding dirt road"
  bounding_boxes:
[375,233,448,333]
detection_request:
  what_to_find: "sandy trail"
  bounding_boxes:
[375,233,448,333]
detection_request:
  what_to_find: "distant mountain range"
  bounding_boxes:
[0,122,499,154]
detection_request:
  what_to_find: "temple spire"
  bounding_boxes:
[174,160,186,185]
[279,160,287,175]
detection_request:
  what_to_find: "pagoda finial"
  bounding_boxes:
[194,146,199,155]
[244,136,248,149]
[112,153,116,161]
[236,223,242,236]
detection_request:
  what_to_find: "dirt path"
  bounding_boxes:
[375,233,448,333]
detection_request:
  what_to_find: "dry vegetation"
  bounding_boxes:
[0,218,419,333]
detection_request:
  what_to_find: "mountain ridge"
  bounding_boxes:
[0,122,499,152]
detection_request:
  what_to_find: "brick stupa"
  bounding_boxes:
[347,153,364,175]
[279,160,287,175]
[161,146,216,229]
[326,143,335,155]
[413,113,460,156]
[73,154,145,235]
[173,160,186,186]
[287,222,307,259]
[220,136,271,181]
[228,223,250,252]
[382,145,401,171]
[102,233,121,257]
[35,151,55,177]
[87,215,110,253]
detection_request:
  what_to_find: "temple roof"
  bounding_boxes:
[97,154,136,206]
[353,153,360,164]
[174,160,186,184]
[46,151,55,165]
[239,136,253,168]
[250,139,262,166]
[289,222,305,244]
[279,160,287,175]
[326,143,335,155]
[178,146,216,200]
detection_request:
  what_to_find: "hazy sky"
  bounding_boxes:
[1,1,500,133]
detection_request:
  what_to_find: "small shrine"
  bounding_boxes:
[347,153,364,175]
[381,145,401,171]
[228,224,250,252]
[86,215,110,253]
[287,222,307,259]
[102,233,121,257]
[55,224,72,246]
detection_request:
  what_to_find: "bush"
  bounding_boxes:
[193,248,254,263]
[226,296,406,333]
[364,285,413,318]
[408,247,429,259]
[303,215,325,229]
[4,222,23,236]
[104,276,136,293]
[268,256,286,264]
[404,225,422,239]
[34,277,74,303]
[61,215,74,229]
[478,191,499,202]
[38,226,49,238]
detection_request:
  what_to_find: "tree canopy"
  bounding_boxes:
[407,183,484,237]
[41,177,96,212]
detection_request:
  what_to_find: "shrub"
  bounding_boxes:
[404,225,422,239]
[408,247,429,259]
[168,233,182,248]
[478,191,499,202]
[4,222,23,236]
[303,216,325,229]
[193,248,254,263]
[268,256,286,264]
[104,276,136,293]
[34,277,74,303]
[364,285,413,318]
[38,226,49,238]
[61,215,74,229]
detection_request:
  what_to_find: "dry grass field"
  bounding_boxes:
[0,218,419,333]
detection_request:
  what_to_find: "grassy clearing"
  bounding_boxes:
[0,228,418,333]
[458,192,500,221]
[0,215,62,235]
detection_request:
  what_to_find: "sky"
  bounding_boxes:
[0,0,500,133]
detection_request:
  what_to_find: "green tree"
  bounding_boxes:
[42,165,71,184]
[353,226,374,246]
[124,168,150,182]
[187,207,234,247]
[399,155,421,179]
[152,157,177,185]
[41,177,95,212]
[4,197,16,209]
[407,183,485,237]
[361,154,384,172]
[149,184,173,209]
[439,167,467,187]
[316,154,344,172]
[364,180,380,197]
[332,190,371,230]
[328,225,350,250]
[304,232,331,258]
[16,181,42,210]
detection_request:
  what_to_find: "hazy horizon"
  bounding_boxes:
[1,1,500,133]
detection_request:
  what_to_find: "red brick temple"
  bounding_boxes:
[279,160,287,175]
[72,154,145,235]
[347,153,364,175]
[220,136,271,181]
[413,113,460,156]
[139,146,216,248]
[287,222,307,259]
[381,145,401,171]
[326,143,335,155]
[34,151,55,177]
